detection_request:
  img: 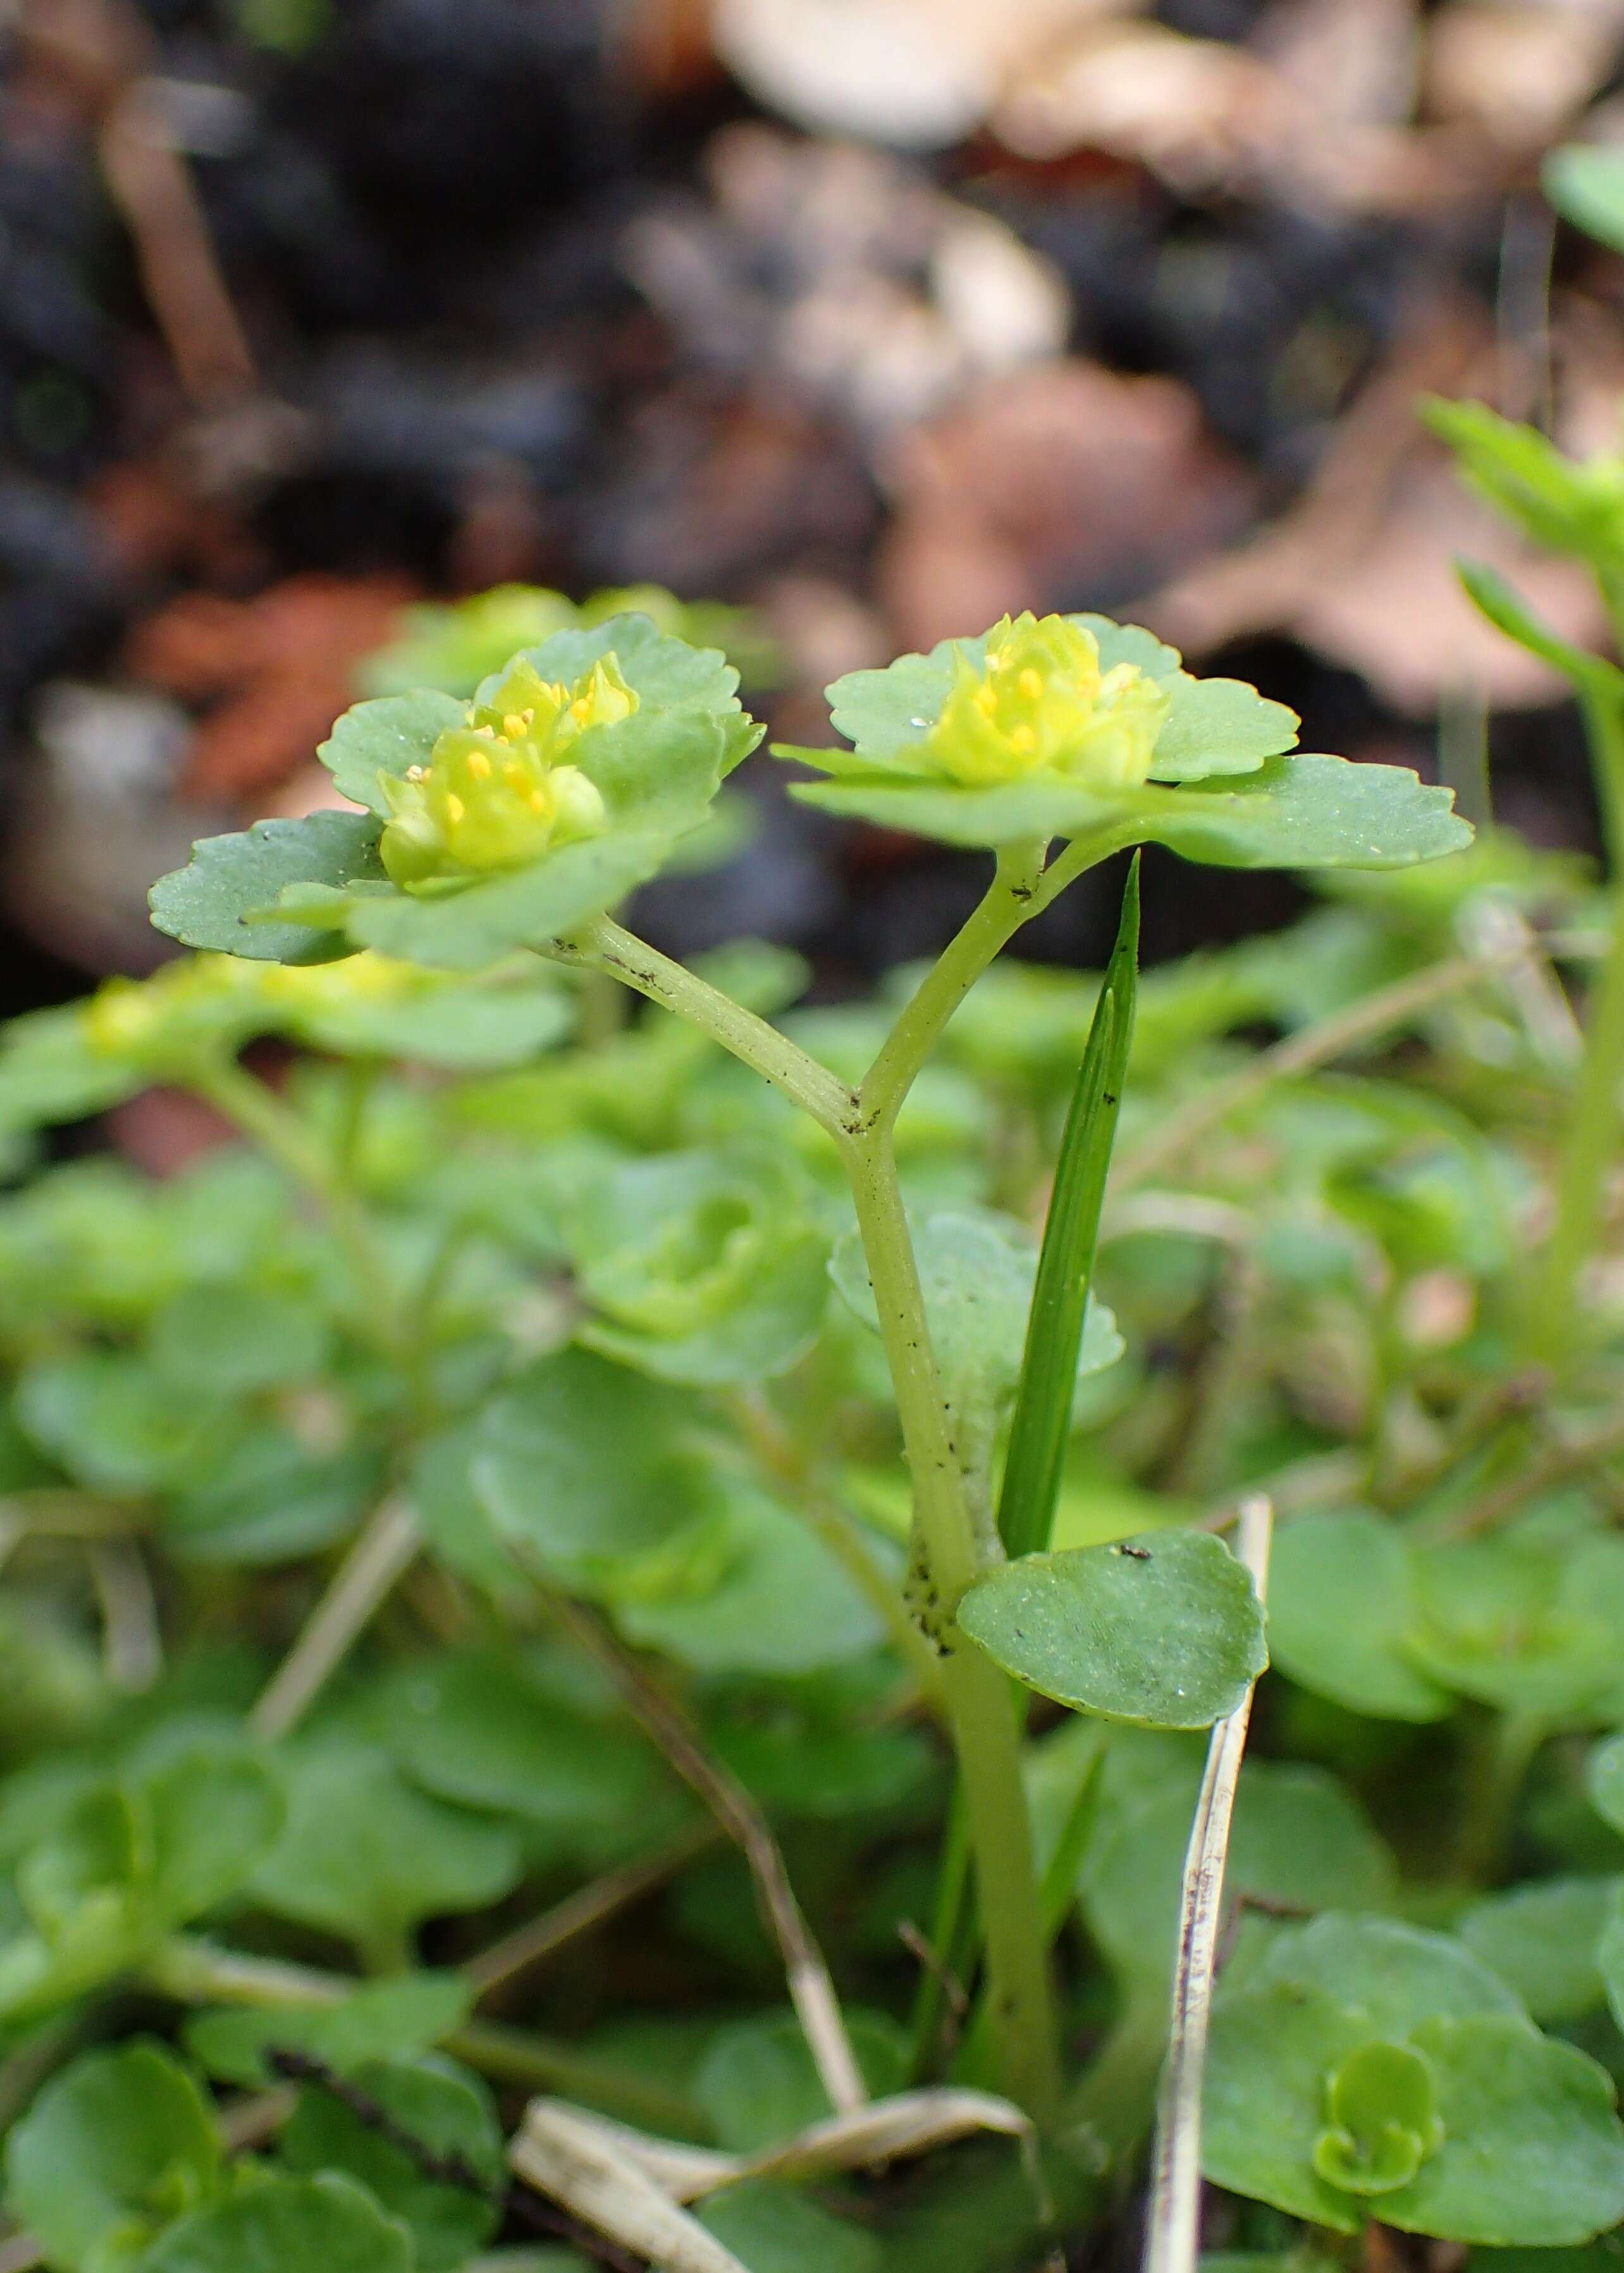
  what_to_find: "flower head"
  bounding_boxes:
[378,657,634,888]
[916,613,1170,790]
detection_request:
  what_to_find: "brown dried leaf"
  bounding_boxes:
[877,359,1257,652]
[1425,1,1624,150]
[124,573,417,799]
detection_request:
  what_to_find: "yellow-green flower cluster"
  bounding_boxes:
[378,657,636,888]
[914,613,1169,790]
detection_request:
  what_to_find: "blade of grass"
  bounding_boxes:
[997,854,1140,1562]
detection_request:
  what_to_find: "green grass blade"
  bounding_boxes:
[997,854,1140,1562]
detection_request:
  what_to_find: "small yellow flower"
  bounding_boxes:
[378,657,634,888]
[82,956,263,1066]
[914,613,1169,791]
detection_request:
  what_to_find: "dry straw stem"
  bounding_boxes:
[1142,1493,1274,2273]
[543,1592,868,2118]
[249,1497,422,1744]
[465,1822,721,1998]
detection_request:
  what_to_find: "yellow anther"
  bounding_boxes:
[975,685,999,717]
[1009,723,1036,753]
[1018,668,1043,699]
[502,713,527,741]
[529,789,551,813]
[444,792,465,824]
[465,748,492,779]
[505,761,527,788]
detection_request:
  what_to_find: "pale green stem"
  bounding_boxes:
[1527,694,1624,1364]
[557,918,856,1138]
[145,1936,700,2136]
[249,1497,421,1743]
[844,1129,1061,2125]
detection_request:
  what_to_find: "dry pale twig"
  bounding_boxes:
[249,1499,422,1744]
[510,2102,753,2273]
[543,1592,868,2116]
[1142,1493,1274,2273]
[465,1821,720,1998]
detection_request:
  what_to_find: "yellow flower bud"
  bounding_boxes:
[914,613,1169,791]
[379,655,634,889]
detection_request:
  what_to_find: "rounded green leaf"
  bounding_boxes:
[956,1529,1266,1727]
[376,1648,666,1835]
[1268,1510,1451,1723]
[149,814,386,963]
[613,1485,887,1674]
[1083,1761,1395,1989]
[1587,1731,1624,1835]
[1203,1980,1372,2232]
[281,2053,503,2271]
[1377,2016,1624,2245]
[1409,1533,1624,1720]
[1249,1913,1527,2035]
[318,689,467,814]
[1458,1876,1618,2024]
[6,2040,221,2272]
[140,2172,414,2273]
[473,1348,710,1589]
[1136,753,1472,872]
[251,1744,522,1949]
[147,1284,330,1398]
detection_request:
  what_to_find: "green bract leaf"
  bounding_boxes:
[140,2172,414,2273]
[1312,2040,1442,2196]
[185,1973,473,2086]
[831,1210,1121,1441]
[1268,1511,1452,1723]
[154,618,762,971]
[318,689,468,814]
[149,813,386,964]
[250,1743,522,1952]
[5,2040,221,2273]
[956,1529,1266,1727]
[281,2053,503,2270]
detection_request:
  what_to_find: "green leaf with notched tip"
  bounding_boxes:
[149,813,386,963]
[957,1529,1265,1727]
